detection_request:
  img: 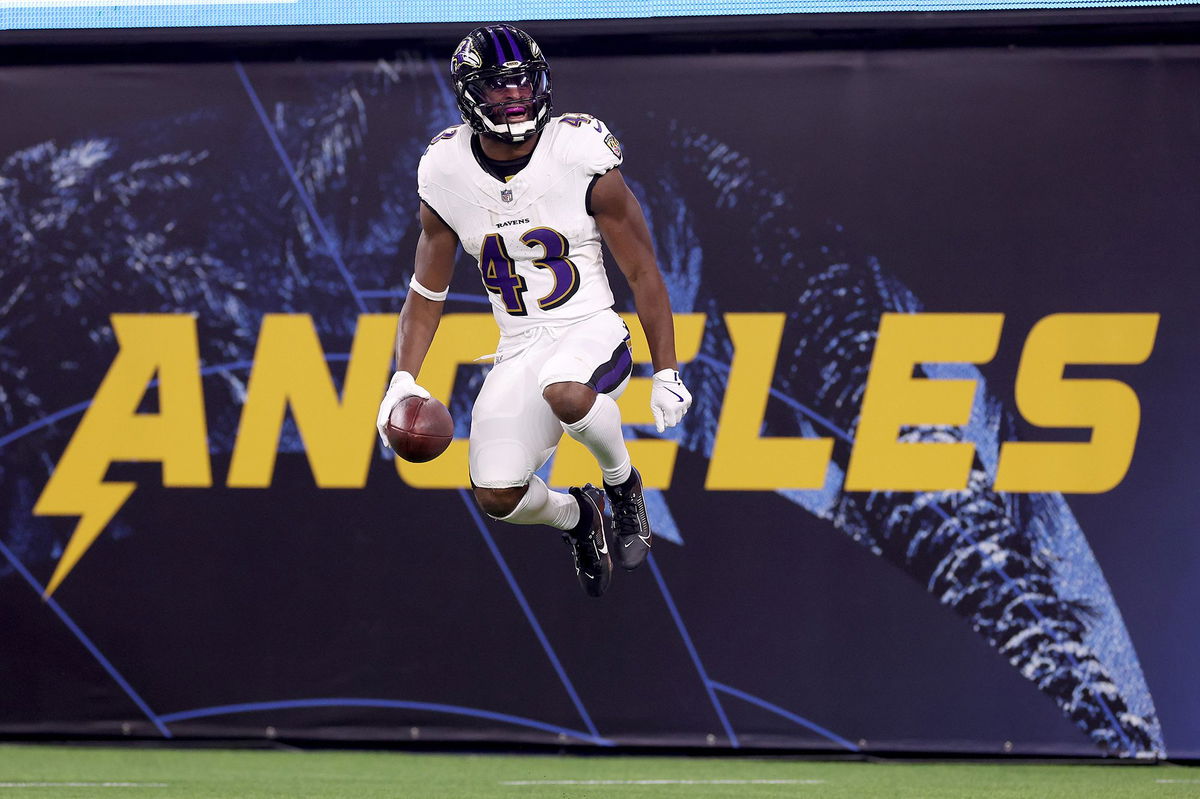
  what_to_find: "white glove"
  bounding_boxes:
[376,370,431,449]
[650,368,692,434]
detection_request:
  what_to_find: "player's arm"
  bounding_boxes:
[592,168,676,371]
[591,167,692,432]
[395,202,458,377]
[377,202,458,448]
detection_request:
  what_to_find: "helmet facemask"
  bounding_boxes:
[458,64,552,143]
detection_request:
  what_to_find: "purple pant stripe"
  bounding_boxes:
[591,344,633,395]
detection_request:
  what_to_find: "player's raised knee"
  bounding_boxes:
[542,381,597,424]
[473,485,528,518]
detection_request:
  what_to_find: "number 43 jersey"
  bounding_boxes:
[417,113,625,337]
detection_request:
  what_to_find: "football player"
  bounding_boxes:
[377,24,691,598]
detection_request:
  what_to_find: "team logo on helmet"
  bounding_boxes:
[451,38,482,71]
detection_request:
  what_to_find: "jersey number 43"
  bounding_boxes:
[479,227,581,316]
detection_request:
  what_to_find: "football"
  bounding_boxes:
[384,396,454,463]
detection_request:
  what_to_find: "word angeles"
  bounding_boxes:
[33,311,1157,595]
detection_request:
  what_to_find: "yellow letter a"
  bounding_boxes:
[34,314,211,597]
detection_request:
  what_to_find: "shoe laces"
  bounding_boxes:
[564,528,600,570]
[609,491,641,537]
[561,531,581,569]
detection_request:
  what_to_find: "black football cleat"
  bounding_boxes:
[564,485,613,598]
[605,467,651,571]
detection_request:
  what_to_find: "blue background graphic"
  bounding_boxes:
[1,41,1197,756]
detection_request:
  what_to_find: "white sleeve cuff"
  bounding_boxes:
[409,276,449,302]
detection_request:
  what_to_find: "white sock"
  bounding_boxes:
[496,474,580,530]
[562,392,632,487]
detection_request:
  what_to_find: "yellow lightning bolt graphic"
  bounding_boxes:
[34,315,211,597]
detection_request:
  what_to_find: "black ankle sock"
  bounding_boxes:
[571,494,594,535]
[606,469,638,493]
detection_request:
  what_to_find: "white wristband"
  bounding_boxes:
[409,276,449,302]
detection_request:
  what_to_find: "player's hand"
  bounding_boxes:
[650,368,692,433]
[376,370,431,449]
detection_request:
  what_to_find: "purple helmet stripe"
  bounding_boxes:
[500,26,524,63]
[487,27,508,63]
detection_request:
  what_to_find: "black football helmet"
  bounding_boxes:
[451,24,552,143]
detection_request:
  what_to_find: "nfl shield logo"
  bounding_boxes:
[500,188,513,203]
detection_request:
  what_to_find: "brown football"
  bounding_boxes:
[384,395,453,463]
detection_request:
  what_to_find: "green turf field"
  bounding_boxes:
[0,745,1196,798]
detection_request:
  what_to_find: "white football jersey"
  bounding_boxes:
[417,113,624,337]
